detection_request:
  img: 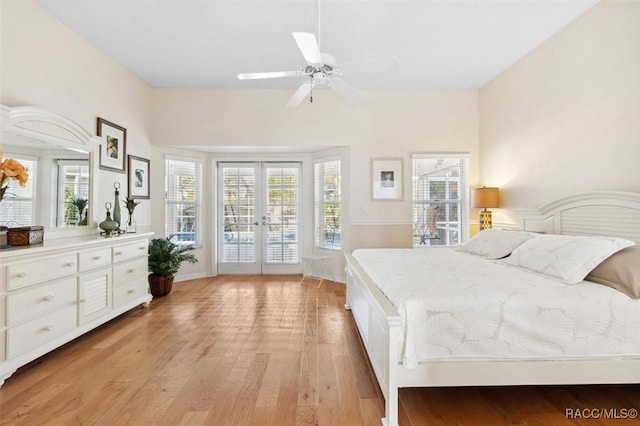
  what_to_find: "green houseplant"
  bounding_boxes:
[70,197,88,226]
[148,235,198,297]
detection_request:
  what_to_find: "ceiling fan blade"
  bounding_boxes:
[292,32,322,65]
[237,70,303,80]
[328,79,369,106]
[285,81,313,107]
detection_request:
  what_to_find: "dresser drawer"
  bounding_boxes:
[113,258,147,288]
[7,253,77,290]
[0,295,4,328]
[6,276,77,326]
[78,247,112,272]
[0,264,6,292]
[113,280,148,308]
[0,330,5,361]
[6,303,77,359]
[112,240,148,264]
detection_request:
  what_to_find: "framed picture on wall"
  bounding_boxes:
[127,155,150,199]
[371,158,403,201]
[97,117,127,173]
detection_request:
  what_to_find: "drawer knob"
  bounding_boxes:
[115,251,123,256]
[79,298,87,303]
[64,262,74,267]
[45,323,55,331]
[92,255,102,260]
[128,288,135,294]
[44,293,55,301]
[139,246,146,250]
[16,272,26,278]
[128,268,136,274]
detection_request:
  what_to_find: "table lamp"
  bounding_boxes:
[472,187,500,230]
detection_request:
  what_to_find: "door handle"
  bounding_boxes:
[262,221,267,226]
[253,221,259,226]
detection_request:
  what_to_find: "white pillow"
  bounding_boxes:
[457,229,538,259]
[502,234,635,284]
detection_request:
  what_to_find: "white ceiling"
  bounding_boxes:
[35,0,599,90]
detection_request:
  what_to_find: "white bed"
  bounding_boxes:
[344,191,640,426]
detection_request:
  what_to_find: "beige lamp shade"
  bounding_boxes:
[472,187,500,209]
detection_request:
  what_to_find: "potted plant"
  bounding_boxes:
[147,235,198,297]
[70,197,88,226]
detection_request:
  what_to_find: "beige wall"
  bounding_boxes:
[479,0,640,225]
[152,88,480,254]
[1,0,154,229]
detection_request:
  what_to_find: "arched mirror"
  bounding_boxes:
[1,105,99,239]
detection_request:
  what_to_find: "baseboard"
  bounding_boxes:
[174,272,212,282]
[173,271,345,284]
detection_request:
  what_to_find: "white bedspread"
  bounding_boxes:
[352,248,640,368]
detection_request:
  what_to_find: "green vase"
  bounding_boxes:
[99,202,119,235]
[113,183,121,228]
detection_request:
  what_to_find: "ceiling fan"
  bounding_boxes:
[238,31,376,107]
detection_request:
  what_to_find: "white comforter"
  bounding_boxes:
[352,248,640,368]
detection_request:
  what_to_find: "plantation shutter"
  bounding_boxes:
[412,154,469,247]
[314,159,341,249]
[165,157,202,246]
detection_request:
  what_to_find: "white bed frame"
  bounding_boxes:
[344,191,640,426]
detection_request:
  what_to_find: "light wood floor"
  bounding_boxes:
[1,275,639,425]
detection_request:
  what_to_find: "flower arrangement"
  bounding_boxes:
[0,151,29,202]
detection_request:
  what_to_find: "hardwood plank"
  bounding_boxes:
[335,355,366,426]
[317,343,343,425]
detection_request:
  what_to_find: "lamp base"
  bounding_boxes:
[479,210,493,230]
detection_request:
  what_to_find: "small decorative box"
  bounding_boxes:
[7,226,45,246]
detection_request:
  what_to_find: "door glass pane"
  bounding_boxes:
[222,167,256,263]
[265,166,298,264]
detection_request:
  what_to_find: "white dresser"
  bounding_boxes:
[0,232,152,387]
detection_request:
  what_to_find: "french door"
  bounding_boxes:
[217,162,301,274]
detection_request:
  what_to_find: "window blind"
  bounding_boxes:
[0,154,37,227]
[165,158,202,246]
[314,159,341,249]
[265,165,299,264]
[412,155,469,247]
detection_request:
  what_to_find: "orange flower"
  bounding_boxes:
[0,151,30,188]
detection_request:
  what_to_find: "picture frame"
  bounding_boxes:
[371,157,404,201]
[127,155,150,199]
[97,117,127,173]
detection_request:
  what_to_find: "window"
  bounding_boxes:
[57,159,90,226]
[412,155,469,247]
[314,159,341,250]
[165,157,202,246]
[0,154,37,227]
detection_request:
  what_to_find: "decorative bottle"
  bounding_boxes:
[113,182,121,229]
[99,202,119,236]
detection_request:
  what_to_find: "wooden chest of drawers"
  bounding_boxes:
[0,233,153,387]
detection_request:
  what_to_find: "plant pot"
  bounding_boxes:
[148,274,175,297]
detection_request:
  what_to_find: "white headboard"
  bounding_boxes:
[519,191,640,243]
